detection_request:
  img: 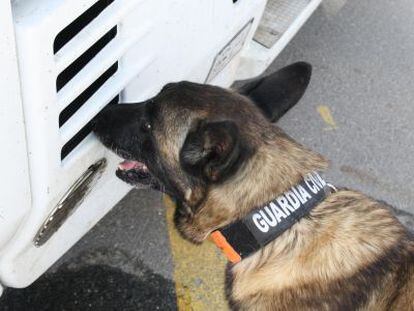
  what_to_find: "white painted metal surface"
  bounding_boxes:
[0,0,320,289]
[0,0,32,255]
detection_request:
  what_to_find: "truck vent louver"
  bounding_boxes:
[55,0,119,160]
[61,96,118,160]
[59,62,118,127]
[56,27,117,91]
[53,0,115,53]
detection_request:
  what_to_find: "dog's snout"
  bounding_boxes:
[93,105,131,134]
[92,102,149,153]
[92,109,111,138]
[90,118,97,130]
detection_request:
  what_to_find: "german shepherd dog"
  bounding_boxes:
[93,63,414,310]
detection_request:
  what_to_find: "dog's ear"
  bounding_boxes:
[239,62,312,122]
[180,120,245,183]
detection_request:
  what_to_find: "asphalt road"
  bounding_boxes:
[2,0,414,310]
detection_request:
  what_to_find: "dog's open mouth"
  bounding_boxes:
[118,160,150,175]
[115,160,164,193]
[116,160,152,184]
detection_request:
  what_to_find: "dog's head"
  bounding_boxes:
[93,62,313,211]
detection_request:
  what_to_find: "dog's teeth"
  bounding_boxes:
[142,165,148,171]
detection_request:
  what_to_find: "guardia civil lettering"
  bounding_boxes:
[252,173,326,233]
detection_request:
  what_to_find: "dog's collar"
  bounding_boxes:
[211,172,335,263]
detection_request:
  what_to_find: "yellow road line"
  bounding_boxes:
[317,105,337,129]
[163,195,228,311]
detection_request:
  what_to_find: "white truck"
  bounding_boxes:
[0,0,321,292]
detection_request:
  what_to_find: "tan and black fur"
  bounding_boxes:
[94,62,414,310]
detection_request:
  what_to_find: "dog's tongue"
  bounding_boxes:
[118,160,141,171]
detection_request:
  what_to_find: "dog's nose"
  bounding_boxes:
[91,112,104,132]
[90,118,98,130]
[93,104,118,132]
[92,109,112,138]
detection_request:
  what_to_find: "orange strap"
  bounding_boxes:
[210,231,241,263]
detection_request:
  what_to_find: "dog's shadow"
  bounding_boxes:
[0,260,177,311]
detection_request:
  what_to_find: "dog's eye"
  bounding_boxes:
[142,122,152,132]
